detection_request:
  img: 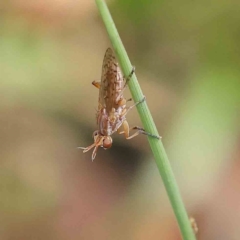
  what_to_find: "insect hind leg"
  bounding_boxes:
[123,66,135,88]
[92,81,101,89]
[115,67,136,103]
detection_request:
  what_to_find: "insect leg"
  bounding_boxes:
[115,68,136,104]
[129,126,160,139]
[91,146,99,161]
[78,143,96,153]
[78,135,104,160]
[117,120,160,140]
[92,81,101,89]
[117,120,129,136]
[123,66,135,88]
[115,96,145,119]
[78,143,100,161]
[122,96,146,116]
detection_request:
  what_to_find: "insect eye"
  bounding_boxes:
[103,137,112,149]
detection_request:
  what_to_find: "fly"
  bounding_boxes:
[79,48,159,160]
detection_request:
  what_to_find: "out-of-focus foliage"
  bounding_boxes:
[0,0,240,239]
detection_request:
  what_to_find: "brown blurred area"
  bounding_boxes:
[1,0,240,239]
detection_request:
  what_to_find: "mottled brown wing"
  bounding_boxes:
[99,48,124,113]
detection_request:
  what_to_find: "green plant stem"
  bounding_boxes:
[95,1,196,239]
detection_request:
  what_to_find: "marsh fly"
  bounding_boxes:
[79,48,159,160]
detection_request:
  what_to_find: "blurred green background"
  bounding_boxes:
[1,0,240,239]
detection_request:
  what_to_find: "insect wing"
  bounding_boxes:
[99,48,124,113]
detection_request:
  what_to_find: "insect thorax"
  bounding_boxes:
[97,107,126,136]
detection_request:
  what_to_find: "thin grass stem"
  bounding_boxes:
[95,1,196,239]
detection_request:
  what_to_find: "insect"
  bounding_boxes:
[79,48,159,160]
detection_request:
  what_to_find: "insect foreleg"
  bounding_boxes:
[117,120,160,140]
[130,126,160,139]
[92,145,99,161]
[78,134,105,160]
[117,120,130,138]
[78,143,96,153]
[117,120,144,139]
